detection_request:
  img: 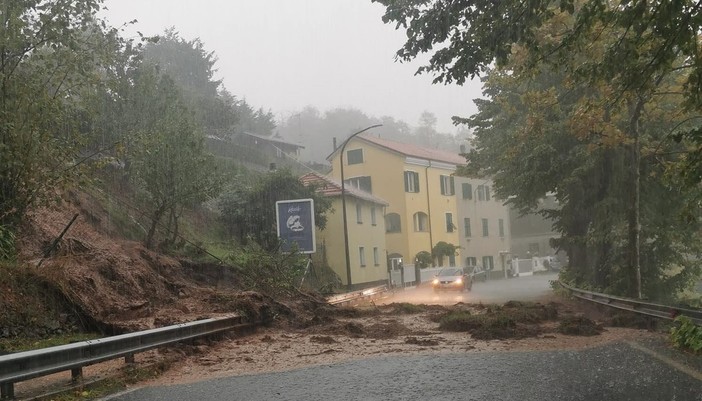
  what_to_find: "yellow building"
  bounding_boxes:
[455,176,512,277]
[300,172,389,288]
[327,134,466,270]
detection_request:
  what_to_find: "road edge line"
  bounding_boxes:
[625,341,702,382]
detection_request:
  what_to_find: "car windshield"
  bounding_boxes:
[437,269,462,277]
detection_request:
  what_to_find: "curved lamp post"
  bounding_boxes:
[339,124,382,288]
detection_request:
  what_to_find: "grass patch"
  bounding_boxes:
[0,332,101,353]
[44,361,171,400]
[437,302,559,340]
[438,311,533,340]
[558,315,602,336]
[392,303,428,314]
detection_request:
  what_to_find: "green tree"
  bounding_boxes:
[432,241,459,267]
[142,28,238,137]
[129,69,221,249]
[218,169,332,251]
[376,0,702,298]
[0,0,122,230]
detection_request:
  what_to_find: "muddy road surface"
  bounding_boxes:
[380,273,557,306]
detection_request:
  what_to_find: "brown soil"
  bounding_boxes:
[3,190,279,338]
[0,191,677,399]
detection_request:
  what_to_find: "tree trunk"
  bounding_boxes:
[629,99,644,299]
[145,205,167,250]
[170,206,180,244]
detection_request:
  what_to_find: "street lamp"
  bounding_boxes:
[340,124,382,288]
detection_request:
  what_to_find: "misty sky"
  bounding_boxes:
[100,0,484,135]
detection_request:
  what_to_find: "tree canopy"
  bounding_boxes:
[375,0,702,298]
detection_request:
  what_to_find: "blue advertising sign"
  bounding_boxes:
[275,198,316,254]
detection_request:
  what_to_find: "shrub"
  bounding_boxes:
[670,316,702,354]
[0,225,15,261]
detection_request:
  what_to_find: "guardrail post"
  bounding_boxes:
[71,367,83,383]
[1,382,14,399]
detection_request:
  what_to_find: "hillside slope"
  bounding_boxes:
[3,190,279,339]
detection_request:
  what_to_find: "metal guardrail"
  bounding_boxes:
[558,281,702,325]
[327,285,388,306]
[0,315,257,400]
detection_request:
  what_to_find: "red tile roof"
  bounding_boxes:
[299,172,389,206]
[358,134,466,165]
[326,133,466,165]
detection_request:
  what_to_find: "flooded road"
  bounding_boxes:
[379,272,558,305]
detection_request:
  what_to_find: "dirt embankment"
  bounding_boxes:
[2,190,282,341]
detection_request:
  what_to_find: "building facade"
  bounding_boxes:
[327,134,466,271]
[300,172,389,288]
[455,176,512,276]
[509,194,561,259]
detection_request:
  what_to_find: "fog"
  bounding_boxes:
[99,0,483,134]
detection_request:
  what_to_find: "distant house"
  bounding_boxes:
[206,131,305,171]
[234,131,304,160]
[300,172,389,289]
[509,194,561,259]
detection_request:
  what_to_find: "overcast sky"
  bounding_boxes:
[100,0,483,134]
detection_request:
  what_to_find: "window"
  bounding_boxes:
[371,207,377,226]
[482,218,489,237]
[345,176,372,193]
[404,171,420,193]
[482,256,494,271]
[373,247,379,266]
[499,218,505,237]
[347,149,363,165]
[446,212,455,233]
[466,257,477,267]
[476,185,492,201]
[440,175,455,195]
[477,185,485,201]
[464,218,471,237]
[385,213,401,233]
[462,183,472,199]
[413,212,428,232]
[359,247,366,267]
[449,254,456,267]
[356,203,362,223]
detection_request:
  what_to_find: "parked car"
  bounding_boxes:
[468,264,487,282]
[432,268,472,292]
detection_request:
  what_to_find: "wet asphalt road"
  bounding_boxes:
[380,272,557,306]
[107,342,700,401]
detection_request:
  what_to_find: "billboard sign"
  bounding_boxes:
[275,198,316,254]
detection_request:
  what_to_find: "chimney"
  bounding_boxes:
[333,137,337,151]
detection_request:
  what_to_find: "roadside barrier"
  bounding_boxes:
[326,285,388,306]
[558,281,702,325]
[0,315,259,400]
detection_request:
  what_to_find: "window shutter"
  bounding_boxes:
[413,172,419,192]
[450,176,455,195]
[440,176,446,194]
[404,172,409,192]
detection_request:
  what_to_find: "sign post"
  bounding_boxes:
[275,198,316,254]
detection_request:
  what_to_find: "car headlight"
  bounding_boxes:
[456,278,462,284]
[432,278,439,285]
